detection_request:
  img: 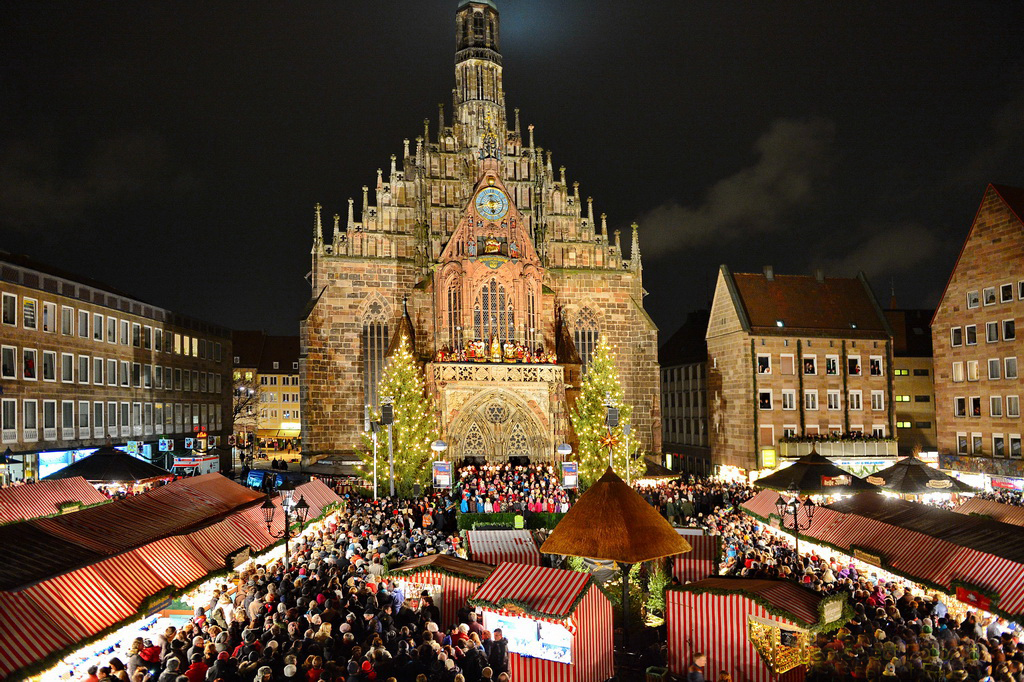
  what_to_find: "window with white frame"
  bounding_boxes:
[216,342,223,362]
[1,346,15,379]
[1007,358,1019,380]
[132,323,140,347]
[848,355,862,375]
[989,358,1002,380]
[849,390,863,410]
[872,425,885,438]
[967,291,980,308]
[143,326,152,350]
[1004,319,1016,341]
[120,360,129,387]
[967,360,979,382]
[991,396,1003,418]
[803,355,817,375]
[132,362,141,388]
[869,356,882,376]
[24,400,37,440]
[870,390,885,411]
[827,390,841,410]
[62,400,74,436]
[781,390,796,411]
[77,309,88,337]
[107,402,117,434]
[120,403,130,435]
[957,432,968,454]
[825,355,838,375]
[62,306,74,335]
[42,302,56,332]
[972,433,983,455]
[78,355,89,384]
[1,293,16,326]
[994,434,1006,458]
[23,348,36,380]
[984,287,997,305]
[1008,396,1021,419]
[804,390,819,411]
[43,400,56,438]
[78,401,89,432]
[120,319,129,345]
[93,402,103,433]
[43,352,58,382]
[1001,283,1014,303]
[758,390,773,410]
[154,328,163,351]
[780,355,795,375]
[107,316,116,343]
[966,325,977,345]
[22,298,37,330]
[1,399,16,442]
[107,359,117,386]
[144,364,152,388]
[970,396,982,417]
[952,361,964,383]
[93,313,103,341]
[155,366,163,389]
[93,357,103,385]
[950,328,963,347]
[1010,434,1022,459]
[987,321,999,343]
[757,354,771,374]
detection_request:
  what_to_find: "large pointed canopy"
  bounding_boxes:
[41,444,170,483]
[755,450,878,495]
[541,467,690,564]
[866,455,978,495]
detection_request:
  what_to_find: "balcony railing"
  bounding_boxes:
[94,426,104,439]
[61,427,75,440]
[2,428,17,443]
[43,427,57,441]
[779,440,899,458]
[108,425,118,438]
[24,428,38,442]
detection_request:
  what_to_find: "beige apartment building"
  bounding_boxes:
[0,251,233,480]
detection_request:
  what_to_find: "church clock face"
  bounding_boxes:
[475,187,509,221]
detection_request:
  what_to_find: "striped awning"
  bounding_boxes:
[954,498,1024,527]
[467,530,541,566]
[22,566,136,638]
[0,592,76,680]
[134,536,217,587]
[680,578,825,627]
[672,535,720,583]
[0,477,108,524]
[470,562,593,620]
[92,552,167,606]
[294,479,341,518]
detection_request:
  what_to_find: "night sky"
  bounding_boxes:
[3,1,1023,341]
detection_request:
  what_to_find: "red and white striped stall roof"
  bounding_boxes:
[471,562,592,619]
[0,477,108,524]
[954,498,1024,527]
[673,535,721,584]
[470,563,613,682]
[668,578,839,682]
[22,565,136,639]
[294,479,342,518]
[0,591,76,680]
[132,536,216,587]
[92,552,167,606]
[466,529,541,566]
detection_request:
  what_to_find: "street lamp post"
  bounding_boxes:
[431,440,448,459]
[260,480,311,561]
[774,484,816,559]
[623,424,632,486]
[381,397,395,497]
[370,421,381,500]
[604,392,619,468]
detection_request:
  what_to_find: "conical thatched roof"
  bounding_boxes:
[41,444,170,482]
[754,450,878,495]
[541,467,690,564]
[866,455,977,495]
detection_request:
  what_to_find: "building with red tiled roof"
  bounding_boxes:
[931,184,1024,479]
[706,265,895,473]
[231,331,300,452]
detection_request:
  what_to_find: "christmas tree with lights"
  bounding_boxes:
[570,336,645,487]
[358,334,439,497]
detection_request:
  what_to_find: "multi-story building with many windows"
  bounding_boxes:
[933,184,1023,484]
[706,265,896,474]
[232,331,300,453]
[659,310,711,474]
[0,251,233,480]
[885,308,937,454]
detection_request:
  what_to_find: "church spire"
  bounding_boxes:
[629,222,642,273]
[454,0,505,153]
[312,203,324,256]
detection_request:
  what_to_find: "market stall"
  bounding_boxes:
[667,577,849,682]
[866,454,978,499]
[469,562,613,682]
[388,554,493,628]
[0,476,108,524]
[672,535,721,583]
[954,497,1024,527]
[466,529,541,566]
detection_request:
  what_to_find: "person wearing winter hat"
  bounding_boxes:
[283,663,297,678]
[255,665,273,682]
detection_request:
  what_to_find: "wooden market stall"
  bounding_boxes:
[469,562,613,682]
[387,554,493,628]
[466,529,541,566]
[667,577,849,682]
[672,535,721,584]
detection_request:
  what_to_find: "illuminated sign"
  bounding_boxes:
[184,438,195,450]
[761,448,777,469]
[821,474,851,487]
[158,438,173,452]
[432,461,452,489]
[853,548,882,567]
[561,462,578,489]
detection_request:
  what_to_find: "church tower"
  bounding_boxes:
[301,1,662,460]
[454,0,505,150]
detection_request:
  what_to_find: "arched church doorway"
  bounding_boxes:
[448,389,549,462]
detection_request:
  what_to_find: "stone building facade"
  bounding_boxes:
[932,184,1023,473]
[706,266,895,473]
[0,251,233,481]
[300,0,660,459]
[884,309,937,454]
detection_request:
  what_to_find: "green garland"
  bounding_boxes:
[386,564,487,584]
[950,579,1000,607]
[6,506,338,681]
[469,575,596,621]
[455,511,565,531]
[740,505,1021,622]
[669,580,853,633]
[0,498,112,527]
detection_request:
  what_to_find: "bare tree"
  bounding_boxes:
[233,371,261,445]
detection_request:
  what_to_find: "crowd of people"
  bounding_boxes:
[72,463,1024,682]
[453,464,571,514]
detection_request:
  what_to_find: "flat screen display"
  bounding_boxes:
[246,470,265,487]
[483,612,572,664]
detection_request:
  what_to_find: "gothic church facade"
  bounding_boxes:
[300,0,660,460]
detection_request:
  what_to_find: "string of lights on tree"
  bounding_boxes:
[358,334,438,497]
[570,336,645,487]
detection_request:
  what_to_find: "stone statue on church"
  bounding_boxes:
[489,336,502,363]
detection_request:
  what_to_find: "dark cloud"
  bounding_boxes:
[951,90,1024,189]
[0,131,185,231]
[636,118,835,258]
[815,222,944,280]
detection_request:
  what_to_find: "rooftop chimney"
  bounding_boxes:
[763,265,774,281]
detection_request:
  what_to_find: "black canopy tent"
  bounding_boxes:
[41,444,171,483]
[754,450,878,495]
